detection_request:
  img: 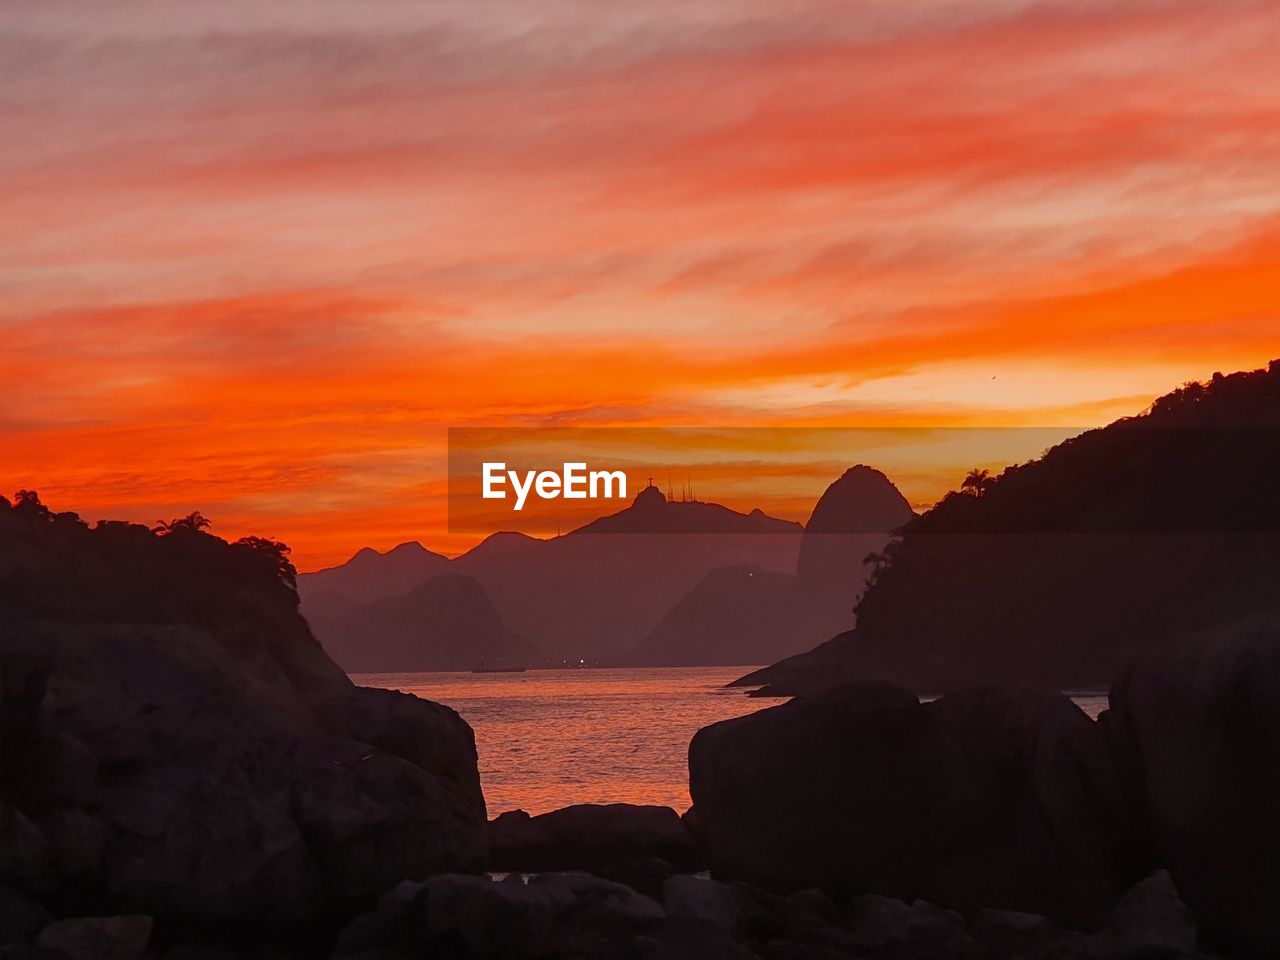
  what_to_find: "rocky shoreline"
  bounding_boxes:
[6,620,1279,958]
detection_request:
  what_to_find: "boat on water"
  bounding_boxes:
[471,665,528,674]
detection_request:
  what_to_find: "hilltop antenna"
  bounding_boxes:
[667,471,673,501]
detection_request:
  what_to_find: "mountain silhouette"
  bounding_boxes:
[435,487,804,661]
[738,360,1280,696]
[797,465,915,584]
[305,540,451,603]
[305,573,538,672]
[300,472,911,668]
[625,467,914,667]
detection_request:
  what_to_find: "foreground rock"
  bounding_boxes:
[1,620,486,934]
[332,870,1204,960]
[1104,617,1280,955]
[333,872,665,959]
[0,499,486,949]
[36,914,153,960]
[688,682,1141,929]
[488,804,703,873]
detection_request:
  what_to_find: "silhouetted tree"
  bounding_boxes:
[961,468,993,497]
[11,490,51,520]
[835,360,1280,694]
[152,512,212,536]
[233,536,297,588]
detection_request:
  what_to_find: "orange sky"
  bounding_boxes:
[2,0,1278,569]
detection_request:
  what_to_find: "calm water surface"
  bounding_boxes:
[352,667,1109,816]
[352,667,766,814]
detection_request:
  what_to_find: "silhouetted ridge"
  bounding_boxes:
[740,361,1280,696]
[572,485,801,535]
[303,538,453,604]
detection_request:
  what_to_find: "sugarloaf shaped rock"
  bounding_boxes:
[628,467,912,668]
[802,465,915,537]
[797,465,915,584]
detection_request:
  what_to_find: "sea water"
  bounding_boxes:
[352,666,1108,815]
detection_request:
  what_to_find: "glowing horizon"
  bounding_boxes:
[3,1,1278,569]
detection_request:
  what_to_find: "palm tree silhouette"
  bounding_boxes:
[152,512,212,535]
[961,468,993,498]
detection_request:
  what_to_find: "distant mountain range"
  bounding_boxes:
[738,360,1280,697]
[299,468,913,672]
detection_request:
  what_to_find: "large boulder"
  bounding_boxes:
[488,804,703,873]
[0,621,486,928]
[688,682,1140,928]
[1103,618,1280,953]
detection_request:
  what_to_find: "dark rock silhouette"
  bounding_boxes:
[36,914,153,959]
[304,573,539,672]
[333,872,666,960]
[740,361,1280,696]
[330,867,1200,960]
[488,804,703,873]
[1103,614,1280,955]
[0,496,486,946]
[590,856,677,902]
[688,682,1141,929]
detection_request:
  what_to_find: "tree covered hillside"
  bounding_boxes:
[741,361,1280,696]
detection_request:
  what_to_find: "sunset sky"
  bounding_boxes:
[3,0,1279,568]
